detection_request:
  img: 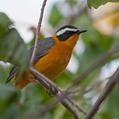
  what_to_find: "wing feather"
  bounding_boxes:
[6,37,55,83]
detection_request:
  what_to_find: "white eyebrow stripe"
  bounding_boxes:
[56,28,78,36]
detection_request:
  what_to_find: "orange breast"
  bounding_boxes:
[34,43,72,80]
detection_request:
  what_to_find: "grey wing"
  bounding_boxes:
[31,37,55,64]
[6,37,55,83]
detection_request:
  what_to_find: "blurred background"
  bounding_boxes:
[0,0,119,119]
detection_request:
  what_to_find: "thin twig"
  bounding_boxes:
[68,45,119,90]
[30,0,47,65]
[30,67,86,119]
[85,67,119,119]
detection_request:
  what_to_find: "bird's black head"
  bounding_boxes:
[56,25,86,41]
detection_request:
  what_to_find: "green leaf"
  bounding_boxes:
[0,28,30,71]
[88,0,118,8]
[0,64,11,83]
[0,85,20,119]
[0,12,13,38]
[48,4,64,27]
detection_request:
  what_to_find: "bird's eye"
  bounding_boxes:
[66,31,75,35]
[67,31,71,33]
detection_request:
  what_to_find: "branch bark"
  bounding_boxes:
[30,0,47,65]
[30,67,86,119]
[29,45,119,118]
[85,67,119,119]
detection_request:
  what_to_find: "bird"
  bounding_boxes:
[6,25,86,89]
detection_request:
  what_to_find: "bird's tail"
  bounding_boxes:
[6,67,32,89]
[6,66,17,83]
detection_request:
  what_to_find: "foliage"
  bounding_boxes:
[88,0,118,8]
[0,0,119,119]
[0,13,30,71]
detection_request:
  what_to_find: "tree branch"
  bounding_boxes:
[30,0,47,65]
[85,67,119,119]
[30,67,86,119]
[68,45,119,90]
[29,45,119,118]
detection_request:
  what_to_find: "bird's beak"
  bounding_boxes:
[77,30,87,34]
